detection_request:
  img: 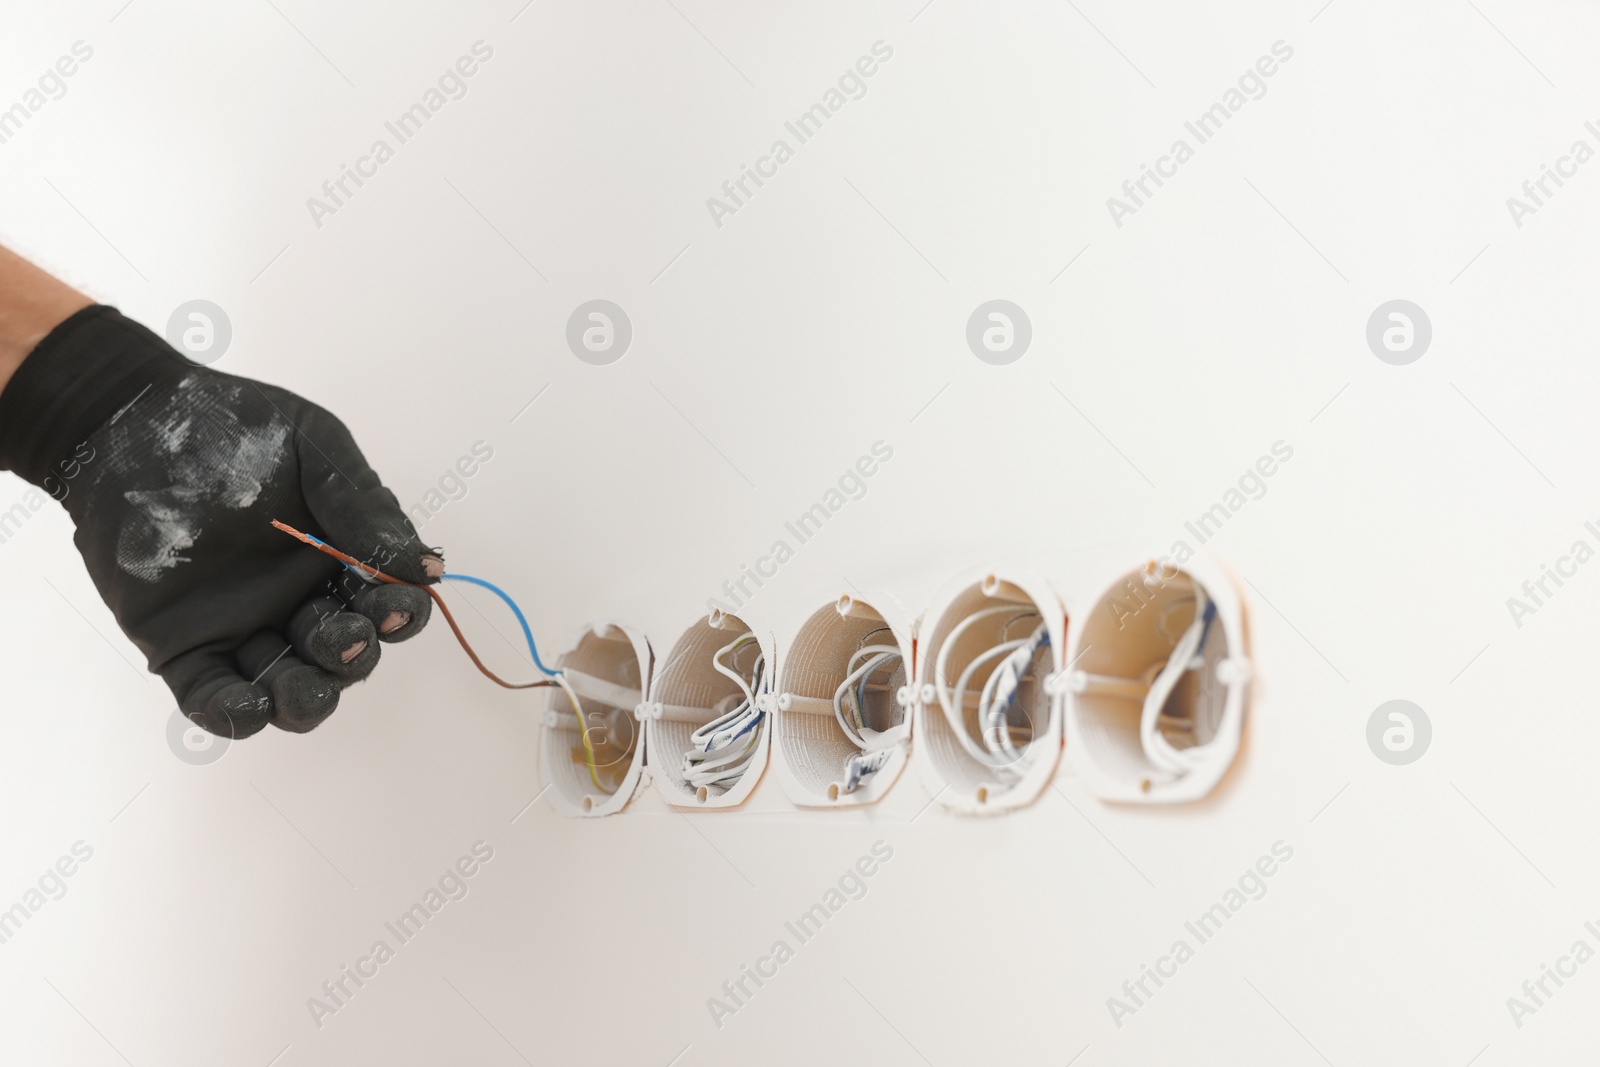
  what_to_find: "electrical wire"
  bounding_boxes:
[835,639,906,794]
[271,520,611,791]
[849,626,897,735]
[1155,594,1198,648]
[933,605,1049,774]
[832,642,905,795]
[979,623,1049,762]
[1139,590,1219,774]
[683,633,767,793]
[999,610,1041,641]
[271,520,609,792]
[832,644,901,748]
[272,521,559,690]
[439,572,563,676]
[951,638,1029,764]
[934,606,1016,769]
[1071,576,1230,778]
[552,671,603,791]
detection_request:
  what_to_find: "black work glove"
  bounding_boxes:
[0,305,440,738]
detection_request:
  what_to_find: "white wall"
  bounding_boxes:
[1,0,1596,1062]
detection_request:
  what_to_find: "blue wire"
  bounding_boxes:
[302,532,398,591]
[441,573,562,677]
[1196,600,1217,654]
[1000,631,1049,713]
[291,531,559,680]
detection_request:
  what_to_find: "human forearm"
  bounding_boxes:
[0,244,94,397]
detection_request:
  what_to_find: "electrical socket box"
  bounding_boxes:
[540,622,653,817]
[771,592,915,809]
[913,571,1067,814]
[644,610,774,809]
[1063,554,1251,804]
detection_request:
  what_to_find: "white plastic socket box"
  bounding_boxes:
[641,610,775,810]
[1063,555,1251,804]
[540,622,652,817]
[542,554,1252,817]
[913,570,1069,815]
[770,591,916,809]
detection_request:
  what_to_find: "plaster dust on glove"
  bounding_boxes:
[101,375,290,582]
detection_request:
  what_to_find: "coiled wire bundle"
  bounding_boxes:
[683,632,768,795]
[933,606,1051,778]
[830,627,905,794]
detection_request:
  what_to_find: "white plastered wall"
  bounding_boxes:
[0,2,1596,1065]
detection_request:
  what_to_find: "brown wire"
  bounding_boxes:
[271,519,555,690]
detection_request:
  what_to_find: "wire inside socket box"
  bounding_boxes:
[1064,559,1251,804]
[644,610,773,808]
[772,594,913,808]
[541,622,652,817]
[914,573,1067,814]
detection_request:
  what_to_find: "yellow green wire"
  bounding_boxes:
[556,673,603,791]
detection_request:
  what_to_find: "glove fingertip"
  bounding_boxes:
[190,681,273,740]
[270,666,341,733]
[351,583,433,643]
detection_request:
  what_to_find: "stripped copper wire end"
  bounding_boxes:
[269,518,554,690]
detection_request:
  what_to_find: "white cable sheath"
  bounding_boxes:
[1139,589,1216,774]
[1139,588,1209,771]
[831,645,901,749]
[933,606,1043,776]
[824,643,905,794]
[683,634,767,791]
[559,668,641,712]
[979,623,1047,762]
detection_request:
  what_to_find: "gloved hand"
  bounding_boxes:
[0,305,439,738]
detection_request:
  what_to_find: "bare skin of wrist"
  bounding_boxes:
[0,244,95,397]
